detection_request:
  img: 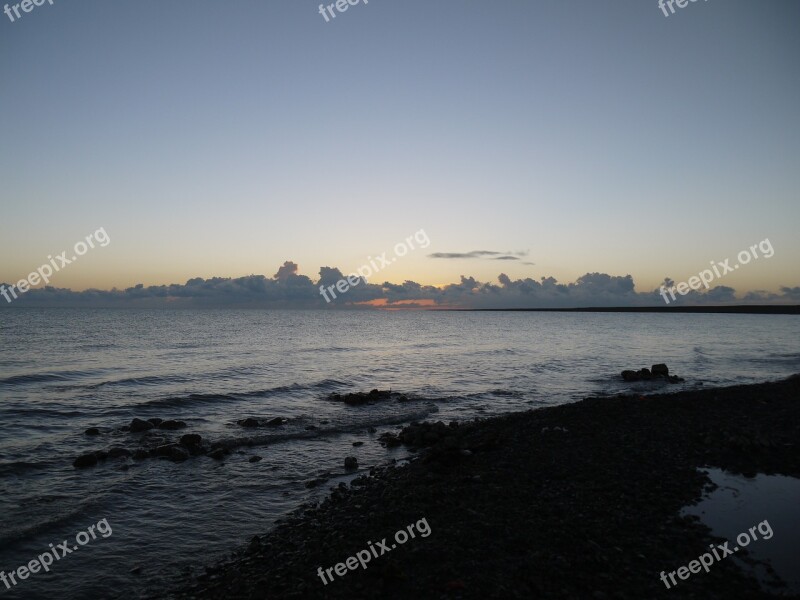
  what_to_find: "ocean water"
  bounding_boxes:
[0,308,799,599]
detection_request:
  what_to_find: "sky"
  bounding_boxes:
[1,0,799,308]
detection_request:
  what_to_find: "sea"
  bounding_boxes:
[1,308,799,599]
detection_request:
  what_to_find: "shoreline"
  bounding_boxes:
[168,376,800,599]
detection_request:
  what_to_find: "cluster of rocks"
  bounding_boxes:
[328,389,408,406]
[621,363,684,383]
[378,420,460,450]
[74,418,236,469]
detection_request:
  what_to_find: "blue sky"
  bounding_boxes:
[1,0,798,307]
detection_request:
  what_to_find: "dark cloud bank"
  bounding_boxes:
[2,261,799,309]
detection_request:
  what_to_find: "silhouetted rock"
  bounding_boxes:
[85,427,101,436]
[208,448,227,460]
[651,363,669,376]
[108,447,131,459]
[248,456,262,463]
[621,364,684,383]
[329,389,397,406]
[180,434,202,447]
[147,418,163,426]
[266,417,286,427]
[238,418,260,428]
[158,420,187,430]
[73,453,98,468]
[130,418,154,433]
[133,449,149,460]
[344,456,358,470]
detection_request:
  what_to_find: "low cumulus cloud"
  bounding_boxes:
[2,262,798,309]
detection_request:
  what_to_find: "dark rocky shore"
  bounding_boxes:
[168,376,800,599]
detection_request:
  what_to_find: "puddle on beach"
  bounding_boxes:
[682,468,800,595]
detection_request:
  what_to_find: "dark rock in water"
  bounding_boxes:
[158,420,187,430]
[651,363,669,376]
[133,449,149,460]
[378,432,402,448]
[147,418,163,426]
[73,453,98,468]
[266,417,286,427]
[305,425,318,430]
[93,450,109,461]
[329,389,395,406]
[344,456,358,470]
[248,456,262,463]
[119,425,130,432]
[208,448,227,460]
[352,441,364,447]
[180,434,202,447]
[238,418,260,428]
[108,447,131,459]
[368,427,377,433]
[85,427,101,436]
[169,447,189,462]
[130,418,154,433]
[152,444,189,462]
[621,365,684,383]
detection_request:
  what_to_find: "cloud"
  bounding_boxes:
[428,250,529,260]
[1,264,797,309]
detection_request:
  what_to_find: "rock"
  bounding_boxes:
[133,449,149,460]
[158,420,187,430]
[621,365,683,383]
[129,418,154,433]
[93,450,108,461]
[621,370,639,382]
[108,447,131,459]
[147,418,163,426]
[266,417,285,427]
[352,441,364,447]
[238,418,260,428]
[247,536,261,554]
[208,448,227,460]
[329,389,394,406]
[180,434,202,447]
[73,453,98,468]
[305,425,318,430]
[378,432,402,448]
[367,427,377,433]
[85,427,101,436]
[249,456,263,463]
[169,447,189,462]
[344,456,358,470]
[651,364,669,376]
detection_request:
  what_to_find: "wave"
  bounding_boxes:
[0,370,99,386]
[138,378,349,409]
